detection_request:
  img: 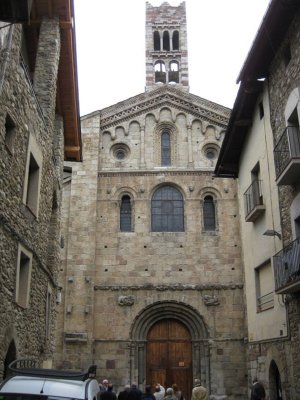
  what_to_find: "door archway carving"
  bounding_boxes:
[130,301,209,395]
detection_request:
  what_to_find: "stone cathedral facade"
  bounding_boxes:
[55,2,248,399]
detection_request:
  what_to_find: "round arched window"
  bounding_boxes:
[151,185,184,232]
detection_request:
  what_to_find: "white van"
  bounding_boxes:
[0,359,100,400]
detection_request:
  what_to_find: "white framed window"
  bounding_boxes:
[255,261,274,312]
[16,244,32,308]
[22,135,42,216]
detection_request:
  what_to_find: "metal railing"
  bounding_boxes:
[244,179,263,217]
[257,291,274,312]
[273,237,300,292]
[274,126,300,178]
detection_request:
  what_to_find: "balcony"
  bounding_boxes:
[274,126,300,185]
[244,179,265,222]
[273,237,300,294]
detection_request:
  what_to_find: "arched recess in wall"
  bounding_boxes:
[153,121,178,165]
[153,31,160,51]
[2,325,18,380]
[3,340,16,379]
[102,130,115,151]
[269,360,283,400]
[203,125,217,138]
[163,30,170,51]
[129,120,141,137]
[130,301,209,388]
[172,30,179,50]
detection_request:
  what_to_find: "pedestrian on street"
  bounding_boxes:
[250,378,266,400]
[127,383,143,400]
[164,387,177,400]
[142,385,155,400]
[100,384,117,400]
[191,379,208,400]
[118,385,131,400]
[172,384,184,400]
[100,379,109,392]
[154,385,164,400]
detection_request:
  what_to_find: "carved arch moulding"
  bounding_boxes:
[129,300,210,388]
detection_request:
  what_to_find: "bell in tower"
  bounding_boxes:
[145,1,189,91]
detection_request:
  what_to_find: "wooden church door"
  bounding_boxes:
[146,319,192,400]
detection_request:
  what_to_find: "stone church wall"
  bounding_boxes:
[56,102,248,398]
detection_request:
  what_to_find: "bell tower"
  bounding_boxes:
[145,1,189,91]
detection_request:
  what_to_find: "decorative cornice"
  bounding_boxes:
[98,170,214,178]
[94,283,243,291]
[100,86,230,131]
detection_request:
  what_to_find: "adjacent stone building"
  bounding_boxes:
[55,2,248,399]
[0,0,81,378]
[215,0,300,398]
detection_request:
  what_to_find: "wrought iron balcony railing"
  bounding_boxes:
[273,237,300,294]
[274,126,300,185]
[244,179,265,222]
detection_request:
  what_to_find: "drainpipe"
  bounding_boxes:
[0,24,14,94]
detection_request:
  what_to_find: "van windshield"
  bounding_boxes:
[0,395,80,400]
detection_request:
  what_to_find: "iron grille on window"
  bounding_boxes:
[120,195,132,232]
[151,186,184,232]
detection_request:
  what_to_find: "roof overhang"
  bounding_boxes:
[215,0,300,178]
[214,80,263,178]
[237,0,300,83]
[24,0,82,161]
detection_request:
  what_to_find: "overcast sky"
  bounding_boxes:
[73,0,271,116]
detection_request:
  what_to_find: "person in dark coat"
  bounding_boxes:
[127,383,143,400]
[142,385,155,400]
[100,384,117,400]
[118,385,130,400]
[250,378,266,400]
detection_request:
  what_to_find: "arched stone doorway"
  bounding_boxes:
[269,360,283,400]
[3,340,16,380]
[130,301,209,398]
[147,319,192,399]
